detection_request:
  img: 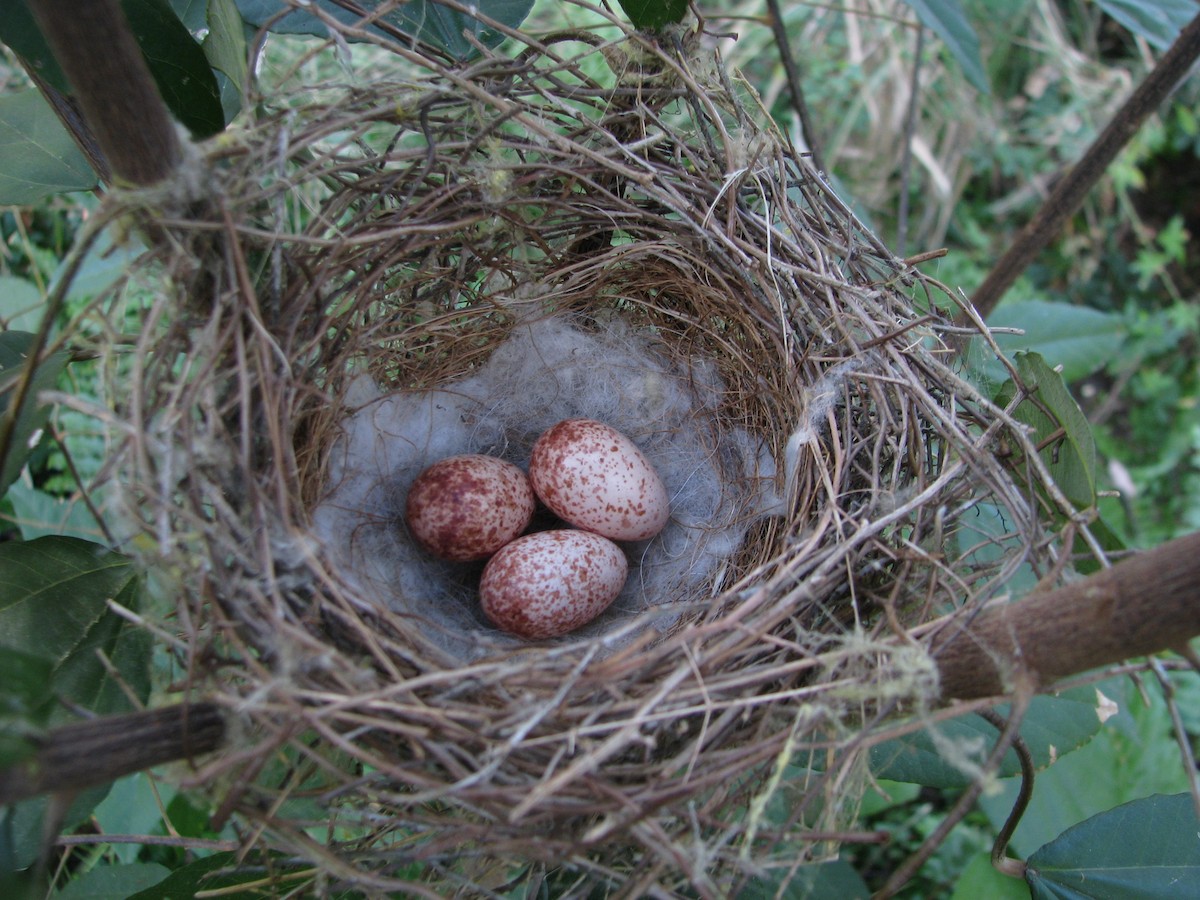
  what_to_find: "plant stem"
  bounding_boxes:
[970,12,1200,320]
[27,0,181,186]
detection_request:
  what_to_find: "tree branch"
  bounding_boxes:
[969,11,1200,320]
[0,702,225,806]
[28,0,181,186]
[929,529,1200,701]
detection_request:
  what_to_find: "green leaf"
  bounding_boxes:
[0,276,46,333]
[0,536,148,716]
[738,860,870,899]
[0,786,112,872]
[614,0,690,31]
[92,774,179,864]
[0,331,71,497]
[125,851,301,898]
[0,647,54,767]
[902,0,990,94]
[0,90,97,204]
[997,352,1098,509]
[1026,793,1200,898]
[2,478,105,542]
[120,0,226,138]
[204,0,250,97]
[1096,0,1200,50]
[0,1,71,94]
[55,863,172,900]
[980,677,1191,857]
[972,299,1127,386]
[951,853,1032,900]
[235,0,536,59]
[869,694,1103,789]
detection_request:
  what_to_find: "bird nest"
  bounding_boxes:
[82,3,1067,894]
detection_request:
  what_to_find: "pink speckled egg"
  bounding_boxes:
[405,454,535,561]
[529,418,670,542]
[479,530,628,639]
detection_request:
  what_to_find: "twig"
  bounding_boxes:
[896,26,926,257]
[970,11,1200,319]
[874,683,1034,897]
[765,0,825,173]
[982,709,1034,880]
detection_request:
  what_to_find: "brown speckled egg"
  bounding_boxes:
[479,530,628,639]
[529,418,669,542]
[405,454,535,561]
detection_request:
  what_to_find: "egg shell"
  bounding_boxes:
[405,454,535,561]
[528,418,670,542]
[479,530,628,639]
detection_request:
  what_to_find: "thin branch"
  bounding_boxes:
[765,0,825,173]
[982,708,1034,880]
[970,11,1200,319]
[874,683,1034,898]
[896,26,925,258]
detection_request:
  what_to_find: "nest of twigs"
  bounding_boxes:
[85,3,1065,894]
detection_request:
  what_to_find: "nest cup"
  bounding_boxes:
[96,4,1054,892]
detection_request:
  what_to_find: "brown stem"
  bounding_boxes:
[765,0,825,173]
[0,702,226,805]
[28,0,181,186]
[929,529,1200,701]
[969,12,1200,320]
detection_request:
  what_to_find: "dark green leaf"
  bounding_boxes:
[615,0,690,31]
[0,1,71,93]
[235,0,535,59]
[1027,793,1200,899]
[738,860,870,899]
[56,863,172,900]
[1000,352,1098,509]
[0,331,71,496]
[972,299,1126,386]
[125,851,300,898]
[0,786,112,871]
[869,694,1102,788]
[120,0,226,137]
[0,647,54,767]
[980,677,1191,857]
[902,0,990,93]
[1096,0,1200,50]
[0,91,97,204]
[0,536,148,715]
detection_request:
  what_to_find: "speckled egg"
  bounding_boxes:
[529,418,670,542]
[405,454,535,561]
[479,530,628,639]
